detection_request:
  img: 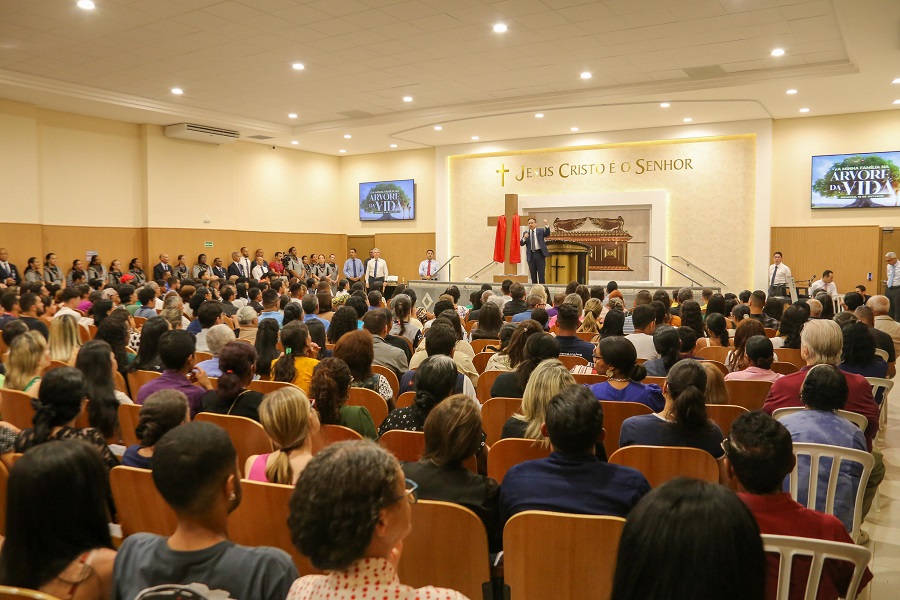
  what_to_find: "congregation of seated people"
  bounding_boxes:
[0,251,891,600]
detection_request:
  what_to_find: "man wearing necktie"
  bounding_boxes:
[767,251,792,298]
[343,248,364,284]
[240,247,253,279]
[885,252,900,320]
[520,217,550,284]
[365,248,388,290]
[0,248,20,286]
[227,252,244,280]
[152,253,172,281]
[418,250,437,280]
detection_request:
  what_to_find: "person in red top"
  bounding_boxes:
[725,411,872,600]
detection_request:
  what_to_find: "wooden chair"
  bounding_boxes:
[110,466,177,537]
[504,511,625,600]
[788,442,874,543]
[396,391,415,408]
[575,331,597,342]
[471,339,500,354]
[644,376,666,387]
[0,459,8,537]
[0,389,35,430]
[609,445,718,488]
[0,586,65,600]
[771,361,799,375]
[572,373,606,385]
[194,351,213,363]
[504,316,513,322]
[88,324,97,339]
[126,370,161,401]
[378,429,425,463]
[775,347,806,369]
[193,413,273,471]
[229,479,321,576]
[247,379,301,395]
[132,316,148,328]
[207,377,218,390]
[371,364,400,400]
[763,327,778,338]
[706,404,749,439]
[46,359,69,371]
[558,355,589,369]
[481,396,523,446]
[118,403,142,447]
[398,501,491,600]
[464,319,479,333]
[312,424,363,454]
[761,534,871,600]
[704,360,729,376]
[773,407,867,432]
[347,387,388,428]
[113,371,128,396]
[472,351,494,374]
[696,345,732,363]
[599,401,653,458]
[866,376,894,425]
[487,438,551,484]
[475,370,505,404]
[724,379,773,411]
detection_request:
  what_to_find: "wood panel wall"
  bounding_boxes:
[770,226,882,295]
[374,232,436,284]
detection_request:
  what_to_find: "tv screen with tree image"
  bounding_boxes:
[359,179,415,221]
[811,151,900,209]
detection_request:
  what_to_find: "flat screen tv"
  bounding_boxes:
[359,179,415,221]
[811,151,900,209]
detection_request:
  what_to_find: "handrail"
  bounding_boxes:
[465,260,498,282]
[671,255,726,287]
[644,255,701,287]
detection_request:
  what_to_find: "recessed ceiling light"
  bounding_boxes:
[291,140,298,145]
[892,78,900,84]
[682,117,693,123]
[799,108,810,113]
[77,0,95,9]
[292,63,305,70]
[493,23,508,33]
[570,127,579,132]
[771,48,785,57]
[170,88,183,95]
[580,71,592,80]
[339,149,346,153]
[471,136,479,140]
[535,113,544,118]
[893,100,900,105]
[434,125,442,131]
[390,144,398,148]
[660,102,671,108]
[288,113,297,119]
[402,96,413,102]
[786,89,798,95]
[343,134,351,139]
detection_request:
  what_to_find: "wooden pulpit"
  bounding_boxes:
[545,240,591,285]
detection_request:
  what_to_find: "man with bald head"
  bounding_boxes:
[152,253,171,281]
[805,298,822,319]
[868,294,900,359]
[885,252,900,320]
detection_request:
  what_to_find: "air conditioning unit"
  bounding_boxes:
[164,123,240,144]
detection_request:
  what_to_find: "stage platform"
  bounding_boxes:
[403,280,721,310]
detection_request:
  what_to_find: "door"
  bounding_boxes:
[347,236,375,263]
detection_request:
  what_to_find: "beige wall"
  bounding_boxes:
[772,110,900,227]
[0,100,40,224]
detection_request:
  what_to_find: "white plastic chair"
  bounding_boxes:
[788,442,874,543]
[874,348,889,362]
[865,376,894,426]
[761,534,871,600]
[773,407,868,432]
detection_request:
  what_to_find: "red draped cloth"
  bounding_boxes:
[509,214,521,264]
[493,215,506,262]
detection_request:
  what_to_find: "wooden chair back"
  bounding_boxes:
[599,401,653,458]
[775,347,806,369]
[558,355,589,369]
[0,586,65,600]
[696,345,732,363]
[0,459,8,536]
[113,371,128,396]
[371,364,400,400]
[193,413,273,469]
[771,361,799,375]
[575,331,596,342]
[118,403,142,447]
[126,370,161,401]
[312,424,363,454]
[644,376,666,387]
[78,325,92,344]
[471,339,500,354]
[504,511,625,600]
[398,501,491,599]
[481,396,523,446]
[763,327,778,338]
[475,370,504,404]
[723,379,773,411]
[487,438,551,484]
[464,319,479,333]
[229,479,321,576]
[608,445,719,488]
[194,351,213,363]
[132,316,148,328]
[88,324,97,339]
[247,379,301,395]
[397,391,415,408]
[704,360,729,376]
[572,373,607,385]
[378,429,425,463]
[761,534,871,600]
[110,466,177,537]
[46,360,69,372]
[347,387,389,428]
[705,404,749,439]
[0,389,35,430]
[472,352,494,374]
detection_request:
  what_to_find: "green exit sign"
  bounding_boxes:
[204,241,214,248]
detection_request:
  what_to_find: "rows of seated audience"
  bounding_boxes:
[0,255,894,599]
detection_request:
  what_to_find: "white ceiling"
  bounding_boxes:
[0,0,897,155]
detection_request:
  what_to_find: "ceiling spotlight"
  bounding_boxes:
[893,100,900,105]
[535,113,544,118]
[660,102,670,108]
[292,63,305,70]
[291,140,298,145]
[339,149,346,153]
[402,96,413,102]
[682,117,693,123]
[570,127,579,132]
[288,113,297,119]
[434,125,442,131]
[893,78,900,84]
[786,89,798,95]
[493,23,508,33]
[471,136,479,140]
[390,144,398,148]
[580,71,592,80]
[343,134,352,139]
[799,107,810,113]
[170,88,183,95]
[771,48,785,57]
[77,0,95,9]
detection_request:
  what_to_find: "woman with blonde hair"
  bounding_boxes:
[527,284,548,304]
[49,313,82,365]
[245,386,319,485]
[577,298,603,334]
[701,361,729,405]
[502,359,575,441]
[4,331,50,397]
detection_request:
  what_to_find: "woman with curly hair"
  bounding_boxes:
[309,358,376,439]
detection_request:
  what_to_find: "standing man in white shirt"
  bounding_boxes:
[809,270,838,297]
[418,250,437,280]
[239,247,253,279]
[767,251,792,297]
[365,248,388,290]
[343,248,364,284]
[885,252,900,320]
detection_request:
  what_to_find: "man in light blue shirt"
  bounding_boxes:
[257,289,283,328]
[343,248,364,285]
[301,294,329,328]
[885,251,900,320]
[511,295,544,322]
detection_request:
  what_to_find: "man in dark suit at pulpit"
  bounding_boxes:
[520,217,550,283]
